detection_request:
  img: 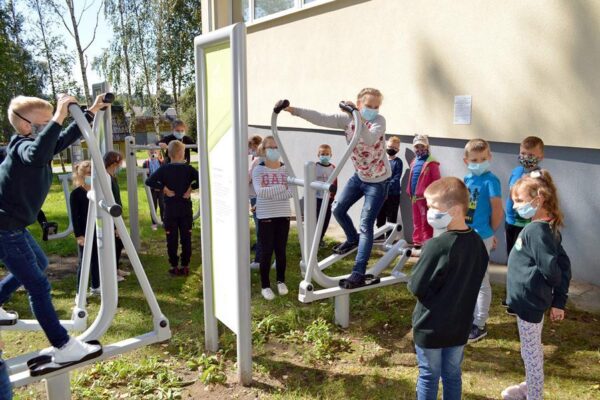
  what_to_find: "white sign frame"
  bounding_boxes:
[194,23,252,385]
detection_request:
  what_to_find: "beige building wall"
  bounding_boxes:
[232,0,600,149]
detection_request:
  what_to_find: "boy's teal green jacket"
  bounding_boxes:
[0,120,86,230]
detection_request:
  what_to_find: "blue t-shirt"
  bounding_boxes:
[464,171,502,239]
[410,156,427,194]
[387,157,403,196]
[505,165,540,227]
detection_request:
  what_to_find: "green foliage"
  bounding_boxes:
[283,318,352,363]
[186,353,227,385]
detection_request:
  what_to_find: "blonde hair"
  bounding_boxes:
[7,96,53,133]
[168,140,185,158]
[387,136,400,145]
[256,135,276,158]
[511,169,563,231]
[356,88,383,102]
[318,144,332,154]
[424,177,470,214]
[248,135,262,148]
[72,161,92,187]
[464,138,490,157]
[521,136,544,152]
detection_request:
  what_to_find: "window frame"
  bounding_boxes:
[245,0,336,26]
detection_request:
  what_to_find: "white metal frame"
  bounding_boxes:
[245,0,336,26]
[45,174,74,241]
[195,23,252,385]
[270,104,411,328]
[4,103,171,399]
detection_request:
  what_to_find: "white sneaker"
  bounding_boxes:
[117,275,125,282]
[117,269,131,277]
[250,262,260,270]
[501,382,527,400]
[277,282,288,296]
[151,224,158,231]
[88,287,101,297]
[261,288,275,301]
[53,337,101,364]
[0,306,18,324]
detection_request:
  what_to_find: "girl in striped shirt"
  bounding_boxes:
[252,136,293,300]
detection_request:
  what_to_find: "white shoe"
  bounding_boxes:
[261,288,275,301]
[151,224,158,231]
[501,382,527,400]
[39,346,55,357]
[117,269,131,277]
[88,287,101,297]
[250,262,260,270]
[0,306,18,324]
[277,282,288,296]
[117,275,125,282]
[53,337,101,364]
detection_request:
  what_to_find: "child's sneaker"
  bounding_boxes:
[88,287,101,297]
[0,307,18,325]
[506,307,517,317]
[339,272,365,289]
[261,288,275,301]
[117,275,125,282]
[501,382,527,400]
[117,269,131,277]
[332,241,358,255]
[250,262,260,270]
[41,221,58,241]
[468,324,487,343]
[277,282,288,295]
[151,224,158,231]
[181,266,190,276]
[168,267,180,277]
[53,337,102,364]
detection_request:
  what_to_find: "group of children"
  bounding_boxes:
[247,88,571,400]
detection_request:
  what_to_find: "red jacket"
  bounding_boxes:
[406,155,441,200]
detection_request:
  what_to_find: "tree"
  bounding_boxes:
[0,1,44,140]
[50,0,104,104]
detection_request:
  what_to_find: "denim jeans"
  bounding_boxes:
[332,173,386,275]
[0,356,12,400]
[0,229,69,348]
[415,344,464,400]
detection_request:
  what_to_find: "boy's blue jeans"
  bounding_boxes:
[332,173,386,275]
[0,356,12,400]
[415,344,464,400]
[0,229,69,348]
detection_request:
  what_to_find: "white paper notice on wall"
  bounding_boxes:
[453,95,472,125]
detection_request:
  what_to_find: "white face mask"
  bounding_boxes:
[427,208,453,230]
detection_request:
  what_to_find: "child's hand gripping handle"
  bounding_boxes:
[273,99,290,114]
[100,93,115,110]
[339,101,358,114]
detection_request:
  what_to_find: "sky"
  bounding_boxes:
[17,0,114,95]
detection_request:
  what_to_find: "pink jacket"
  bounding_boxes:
[406,156,441,200]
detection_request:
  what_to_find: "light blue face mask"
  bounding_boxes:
[360,107,379,122]
[115,166,122,175]
[319,155,331,164]
[515,201,537,219]
[173,132,184,140]
[266,148,280,162]
[467,160,490,176]
[84,176,92,185]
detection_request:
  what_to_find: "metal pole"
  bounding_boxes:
[125,136,140,250]
[45,373,71,400]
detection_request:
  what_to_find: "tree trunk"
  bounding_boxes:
[132,0,153,120]
[118,0,135,134]
[65,0,92,104]
[153,0,164,136]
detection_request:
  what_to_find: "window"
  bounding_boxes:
[242,0,332,24]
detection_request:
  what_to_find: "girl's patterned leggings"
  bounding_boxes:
[517,317,545,400]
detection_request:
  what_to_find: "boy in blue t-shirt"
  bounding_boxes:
[463,139,504,342]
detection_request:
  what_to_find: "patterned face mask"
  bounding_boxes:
[519,154,539,170]
[415,149,429,159]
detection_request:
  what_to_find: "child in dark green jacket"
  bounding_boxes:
[502,170,571,400]
[408,177,488,400]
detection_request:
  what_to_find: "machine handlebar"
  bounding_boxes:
[339,101,357,114]
[273,99,290,114]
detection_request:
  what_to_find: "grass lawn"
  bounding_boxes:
[3,174,600,399]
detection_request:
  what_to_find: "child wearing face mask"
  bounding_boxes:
[462,139,503,343]
[407,134,441,250]
[103,151,128,281]
[157,120,197,164]
[502,170,570,400]
[280,88,390,289]
[252,136,293,300]
[248,135,263,267]
[408,177,488,400]
[376,136,403,232]
[69,161,100,295]
[315,144,338,247]
[143,149,165,230]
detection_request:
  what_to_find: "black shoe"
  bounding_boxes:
[168,267,180,277]
[506,307,517,317]
[501,299,508,308]
[41,222,58,241]
[468,325,487,343]
[333,241,359,255]
[339,273,381,289]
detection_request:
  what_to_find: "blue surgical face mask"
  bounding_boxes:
[515,201,537,219]
[360,107,378,122]
[114,166,122,175]
[173,132,184,140]
[319,155,331,164]
[84,176,92,185]
[266,148,280,162]
[467,160,490,176]
[30,124,47,137]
